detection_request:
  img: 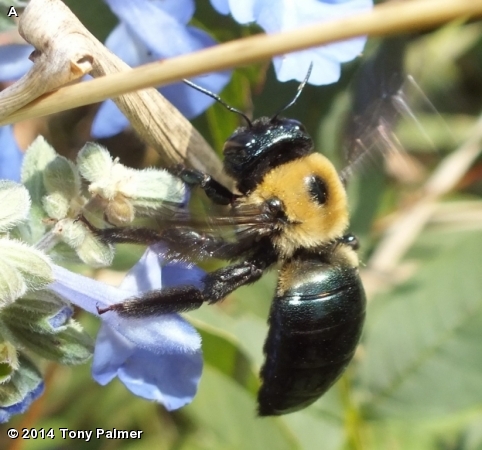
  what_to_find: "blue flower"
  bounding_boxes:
[50,247,205,410]
[92,0,231,138]
[210,0,373,85]
[0,381,44,424]
[0,44,33,181]
[0,125,24,182]
[0,44,33,82]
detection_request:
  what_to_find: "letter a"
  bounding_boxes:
[8,7,18,17]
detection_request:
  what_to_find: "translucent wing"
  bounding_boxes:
[340,37,446,183]
[97,198,279,264]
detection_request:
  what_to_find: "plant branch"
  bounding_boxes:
[1,0,482,127]
[0,0,226,182]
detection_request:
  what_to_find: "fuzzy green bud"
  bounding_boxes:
[77,143,185,225]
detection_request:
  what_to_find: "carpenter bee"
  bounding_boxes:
[88,66,367,416]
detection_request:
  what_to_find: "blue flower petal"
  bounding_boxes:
[48,305,74,330]
[118,342,201,410]
[93,323,202,410]
[0,44,34,82]
[162,263,205,289]
[91,99,129,139]
[51,251,203,350]
[51,265,127,315]
[210,0,230,15]
[105,0,196,57]
[94,1,232,137]
[253,0,372,33]
[162,76,231,118]
[0,381,44,423]
[120,245,164,292]
[50,247,204,410]
[0,410,8,423]
[224,0,256,23]
[51,263,202,355]
[91,323,133,384]
[121,245,204,292]
[104,22,149,67]
[105,0,195,27]
[211,0,372,84]
[0,125,23,182]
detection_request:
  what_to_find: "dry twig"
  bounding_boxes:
[0,0,225,181]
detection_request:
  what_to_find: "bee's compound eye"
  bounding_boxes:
[307,175,328,205]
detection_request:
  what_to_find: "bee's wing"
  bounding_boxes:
[149,201,276,264]
[339,37,446,183]
[340,37,407,182]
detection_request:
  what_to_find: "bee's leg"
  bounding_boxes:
[97,284,205,316]
[202,258,267,303]
[171,164,240,205]
[77,215,162,245]
[98,244,277,317]
[83,222,253,261]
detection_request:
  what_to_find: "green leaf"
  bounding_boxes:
[43,155,80,201]
[364,419,451,450]
[1,292,93,365]
[42,192,71,220]
[53,218,88,248]
[360,230,482,418]
[0,181,30,232]
[2,292,70,332]
[0,354,42,408]
[75,230,114,268]
[280,406,345,450]
[0,340,18,383]
[77,142,113,183]
[63,0,117,42]
[184,366,298,450]
[463,415,482,450]
[21,136,57,207]
[0,256,26,306]
[7,319,93,365]
[0,238,53,291]
[406,22,482,94]
[50,219,114,267]
[190,309,259,394]
[130,168,186,209]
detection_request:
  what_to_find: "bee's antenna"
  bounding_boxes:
[271,63,313,121]
[183,79,252,127]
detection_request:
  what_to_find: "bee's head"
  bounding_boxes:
[183,64,313,193]
[223,116,313,193]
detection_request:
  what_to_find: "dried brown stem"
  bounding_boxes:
[2,0,482,129]
[0,0,226,182]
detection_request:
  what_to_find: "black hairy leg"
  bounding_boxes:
[170,164,240,205]
[97,240,278,317]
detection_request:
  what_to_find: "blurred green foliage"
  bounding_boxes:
[3,1,482,449]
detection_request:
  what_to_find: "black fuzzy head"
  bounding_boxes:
[184,66,314,194]
[223,117,313,194]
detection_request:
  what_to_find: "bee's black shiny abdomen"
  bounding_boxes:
[258,254,366,416]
